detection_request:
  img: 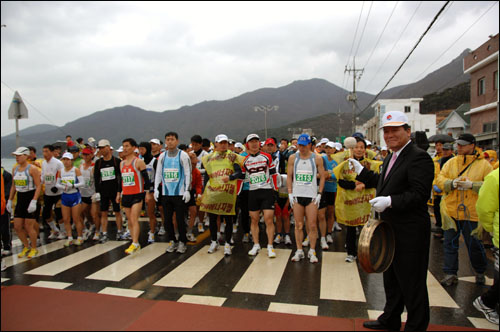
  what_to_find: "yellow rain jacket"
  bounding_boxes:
[436,148,493,226]
[476,168,499,248]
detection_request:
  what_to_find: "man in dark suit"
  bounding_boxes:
[350,111,434,331]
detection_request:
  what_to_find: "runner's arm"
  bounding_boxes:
[136,159,152,191]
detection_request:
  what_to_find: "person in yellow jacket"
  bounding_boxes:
[483,150,497,166]
[436,134,493,286]
[431,143,454,238]
[473,168,499,325]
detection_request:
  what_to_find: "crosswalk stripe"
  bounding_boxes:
[320,252,366,302]
[467,317,498,330]
[459,276,494,286]
[30,281,73,289]
[86,242,170,282]
[268,302,318,316]
[1,278,10,283]
[154,245,225,288]
[177,295,227,307]
[98,287,145,298]
[232,249,291,296]
[4,240,67,269]
[24,241,127,276]
[427,271,459,308]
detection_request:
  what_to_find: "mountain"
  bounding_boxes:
[2,124,59,140]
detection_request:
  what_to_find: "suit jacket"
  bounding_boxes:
[356,141,434,253]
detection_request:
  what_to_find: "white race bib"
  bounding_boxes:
[100,167,116,181]
[163,168,180,183]
[122,171,136,187]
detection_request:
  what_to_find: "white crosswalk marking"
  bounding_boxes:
[320,252,366,302]
[268,302,318,316]
[98,287,144,298]
[178,295,227,307]
[30,281,73,289]
[154,245,225,288]
[4,240,67,269]
[427,271,459,308]
[24,241,127,276]
[86,243,170,282]
[233,249,291,296]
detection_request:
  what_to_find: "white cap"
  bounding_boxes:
[98,139,110,147]
[316,142,322,147]
[325,142,335,149]
[215,134,229,143]
[61,152,74,160]
[380,111,409,128]
[134,148,139,154]
[381,146,388,151]
[365,140,372,146]
[88,137,96,143]
[246,133,260,142]
[116,146,124,153]
[12,146,30,156]
[150,138,161,145]
[335,142,343,151]
[319,138,329,145]
[235,142,244,149]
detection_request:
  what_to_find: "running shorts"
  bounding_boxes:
[61,192,82,208]
[14,190,37,219]
[248,189,275,212]
[121,192,145,208]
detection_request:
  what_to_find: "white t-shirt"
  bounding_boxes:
[42,157,64,196]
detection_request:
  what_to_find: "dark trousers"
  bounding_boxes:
[433,195,442,228]
[346,225,358,257]
[481,276,499,309]
[209,213,233,244]
[237,190,250,234]
[1,212,11,250]
[161,196,187,243]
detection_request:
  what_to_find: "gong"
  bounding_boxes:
[358,218,395,273]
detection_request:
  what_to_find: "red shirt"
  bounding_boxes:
[192,167,202,195]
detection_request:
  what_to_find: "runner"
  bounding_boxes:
[274,174,292,245]
[237,139,251,244]
[7,147,42,259]
[287,134,326,263]
[319,142,338,247]
[93,139,124,242]
[186,152,203,242]
[56,152,85,246]
[139,142,158,244]
[154,132,192,254]
[191,135,208,233]
[121,139,151,254]
[79,147,98,241]
[41,144,65,240]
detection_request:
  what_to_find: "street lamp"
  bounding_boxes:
[254,105,279,139]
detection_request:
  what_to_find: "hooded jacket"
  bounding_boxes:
[476,168,499,248]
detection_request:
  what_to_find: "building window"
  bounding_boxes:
[404,106,411,113]
[494,71,498,91]
[483,121,497,133]
[478,77,486,95]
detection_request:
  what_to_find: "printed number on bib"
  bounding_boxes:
[163,168,179,183]
[14,174,28,189]
[249,172,267,185]
[100,167,116,181]
[45,174,56,184]
[122,172,136,187]
[61,176,75,185]
[295,170,313,185]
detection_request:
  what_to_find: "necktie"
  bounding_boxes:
[384,152,398,180]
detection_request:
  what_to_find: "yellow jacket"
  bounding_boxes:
[432,158,443,196]
[476,169,499,247]
[436,148,493,222]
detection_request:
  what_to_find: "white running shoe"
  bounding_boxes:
[165,241,177,253]
[48,231,59,240]
[284,235,292,245]
[57,232,67,240]
[248,244,261,256]
[64,239,73,247]
[302,236,310,247]
[308,249,319,263]
[208,241,219,254]
[224,243,232,256]
[83,229,91,241]
[321,237,329,250]
[345,255,356,263]
[291,250,305,262]
[148,232,155,244]
[176,242,187,254]
[267,245,277,258]
[326,234,334,244]
[274,234,282,244]
[186,233,196,242]
[158,226,166,236]
[334,222,342,232]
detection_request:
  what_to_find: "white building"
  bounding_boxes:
[365,98,436,147]
[436,103,470,138]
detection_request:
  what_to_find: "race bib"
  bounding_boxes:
[61,176,75,185]
[100,167,116,181]
[14,174,28,189]
[45,174,56,184]
[122,171,136,187]
[249,171,267,185]
[163,168,179,183]
[295,170,313,185]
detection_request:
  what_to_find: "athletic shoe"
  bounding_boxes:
[74,239,83,246]
[284,235,292,245]
[242,233,250,243]
[198,223,204,233]
[165,241,178,253]
[274,234,282,244]
[291,250,305,262]
[83,229,91,241]
[186,233,196,242]
[302,237,310,247]
[148,232,155,244]
[308,249,318,263]
[27,248,38,259]
[48,231,59,240]
[326,234,334,244]
[224,243,232,256]
[1,249,12,257]
[116,230,124,240]
[267,245,276,258]
[440,274,458,286]
[248,244,261,256]
[92,233,100,241]
[473,296,499,325]
[176,242,187,254]
[99,234,109,243]
[230,236,235,245]
[64,239,73,247]
[345,255,356,263]
[18,247,30,258]
[120,230,132,240]
[208,241,219,254]
[125,243,140,255]
[1,260,6,271]
[57,232,67,240]
[334,222,342,231]
[158,226,166,236]
[321,237,329,250]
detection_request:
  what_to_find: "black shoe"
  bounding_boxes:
[363,320,388,330]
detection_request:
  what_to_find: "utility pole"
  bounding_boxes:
[345,57,364,134]
[254,105,279,139]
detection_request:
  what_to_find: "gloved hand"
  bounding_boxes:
[457,180,473,190]
[433,184,442,193]
[154,189,160,202]
[50,186,59,194]
[452,178,460,189]
[27,200,37,213]
[182,191,191,204]
[313,193,322,208]
[6,200,13,214]
[94,192,101,202]
[369,196,392,213]
[348,158,364,175]
[288,193,297,208]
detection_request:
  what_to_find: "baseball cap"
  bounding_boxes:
[456,133,476,146]
[150,138,161,145]
[352,132,364,139]
[325,142,335,149]
[319,138,329,145]
[61,152,73,160]
[68,145,80,152]
[265,138,275,146]
[443,143,453,150]
[215,134,229,143]
[12,147,30,156]
[335,142,343,151]
[246,134,260,142]
[381,146,388,151]
[380,111,409,128]
[235,142,244,149]
[82,148,93,155]
[228,139,236,145]
[365,140,372,146]
[88,137,96,144]
[98,139,111,148]
[116,146,124,153]
[297,134,311,146]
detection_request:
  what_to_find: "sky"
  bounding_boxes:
[1,1,498,136]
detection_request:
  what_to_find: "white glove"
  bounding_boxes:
[154,189,160,202]
[27,200,37,213]
[452,178,460,189]
[6,200,12,214]
[313,193,322,208]
[94,192,101,202]
[288,193,297,208]
[456,180,473,190]
[369,196,392,213]
[348,158,364,175]
[182,191,191,204]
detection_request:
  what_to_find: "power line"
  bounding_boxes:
[342,1,365,91]
[353,1,374,60]
[358,1,451,116]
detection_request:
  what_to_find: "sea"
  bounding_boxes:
[1,158,17,172]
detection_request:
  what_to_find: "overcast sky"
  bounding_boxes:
[1,1,498,136]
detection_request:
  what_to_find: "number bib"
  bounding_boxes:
[14,173,29,190]
[249,171,267,185]
[100,167,116,181]
[45,174,56,185]
[61,176,75,185]
[122,171,136,187]
[163,168,180,183]
[295,170,313,185]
